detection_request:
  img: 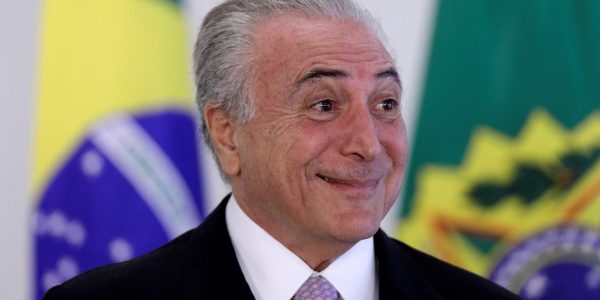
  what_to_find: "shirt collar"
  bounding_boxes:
[320,237,377,300]
[226,195,377,300]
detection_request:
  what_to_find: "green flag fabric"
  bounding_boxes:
[399,1,600,299]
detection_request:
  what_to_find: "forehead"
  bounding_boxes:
[250,13,394,81]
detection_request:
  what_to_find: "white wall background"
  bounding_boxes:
[0,1,41,299]
[0,1,437,299]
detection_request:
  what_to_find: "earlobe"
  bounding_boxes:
[203,103,241,176]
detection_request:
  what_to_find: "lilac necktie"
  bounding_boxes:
[292,275,340,300]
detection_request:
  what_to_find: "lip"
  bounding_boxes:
[318,174,379,186]
[317,173,381,191]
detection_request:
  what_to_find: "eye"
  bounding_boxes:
[312,99,334,112]
[306,99,339,121]
[377,99,398,111]
[374,98,400,119]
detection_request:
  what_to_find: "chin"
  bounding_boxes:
[330,214,381,242]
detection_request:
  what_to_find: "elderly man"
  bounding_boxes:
[44,0,520,299]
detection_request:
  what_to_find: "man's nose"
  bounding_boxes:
[340,105,381,161]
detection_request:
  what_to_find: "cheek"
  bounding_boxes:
[380,124,409,182]
[393,137,409,167]
[294,124,342,166]
[241,120,323,187]
[237,125,277,185]
[275,119,332,157]
[382,121,408,163]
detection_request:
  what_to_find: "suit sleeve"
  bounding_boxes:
[42,285,66,300]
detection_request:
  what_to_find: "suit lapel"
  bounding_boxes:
[177,197,444,299]
[180,195,255,299]
[375,230,443,300]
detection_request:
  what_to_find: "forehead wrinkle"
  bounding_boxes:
[288,47,395,88]
[251,13,398,100]
[251,12,390,61]
[296,39,386,60]
[291,64,399,98]
[291,37,394,69]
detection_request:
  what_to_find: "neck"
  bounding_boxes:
[232,191,356,271]
[284,235,355,272]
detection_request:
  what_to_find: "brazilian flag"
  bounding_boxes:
[32,0,204,299]
[399,1,600,299]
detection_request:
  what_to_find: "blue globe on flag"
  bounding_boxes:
[34,109,205,299]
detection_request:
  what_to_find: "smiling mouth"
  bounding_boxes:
[317,174,380,188]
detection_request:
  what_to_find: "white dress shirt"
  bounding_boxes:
[226,195,378,300]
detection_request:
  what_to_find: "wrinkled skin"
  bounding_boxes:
[205,13,408,270]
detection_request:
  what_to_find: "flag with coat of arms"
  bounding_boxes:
[399,1,600,299]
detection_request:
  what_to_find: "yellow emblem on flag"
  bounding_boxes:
[399,109,600,277]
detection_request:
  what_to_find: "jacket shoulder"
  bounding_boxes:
[376,231,521,299]
[43,229,195,300]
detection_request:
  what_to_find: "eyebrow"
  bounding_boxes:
[376,67,401,86]
[296,69,349,88]
[295,67,402,91]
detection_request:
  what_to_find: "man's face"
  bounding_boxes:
[226,14,407,247]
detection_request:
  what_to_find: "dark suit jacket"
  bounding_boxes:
[44,196,520,299]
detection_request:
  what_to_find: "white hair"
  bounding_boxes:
[193,0,393,179]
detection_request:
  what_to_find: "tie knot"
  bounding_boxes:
[293,275,339,300]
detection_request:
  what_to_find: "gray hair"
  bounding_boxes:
[193,0,392,179]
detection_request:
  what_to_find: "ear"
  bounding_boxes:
[204,103,241,177]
